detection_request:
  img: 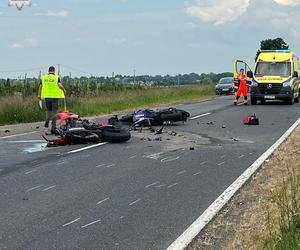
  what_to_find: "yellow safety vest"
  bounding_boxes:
[41,74,65,100]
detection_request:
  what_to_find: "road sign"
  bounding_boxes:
[8,0,32,11]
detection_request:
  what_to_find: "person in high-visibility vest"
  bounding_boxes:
[38,66,66,133]
[234,68,248,105]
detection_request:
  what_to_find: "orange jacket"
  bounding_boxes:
[238,73,247,86]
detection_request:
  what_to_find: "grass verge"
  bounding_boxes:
[0,84,214,125]
[188,125,300,250]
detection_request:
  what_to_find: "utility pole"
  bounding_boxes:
[133,69,136,84]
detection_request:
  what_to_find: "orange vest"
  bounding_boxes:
[238,73,247,86]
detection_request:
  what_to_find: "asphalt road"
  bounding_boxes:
[1,96,300,250]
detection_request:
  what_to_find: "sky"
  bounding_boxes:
[1,0,300,77]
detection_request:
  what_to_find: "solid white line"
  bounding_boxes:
[0,131,39,140]
[26,185,42,192]
[166,117,300,250]
[63,217,81,227]
[129,198,141,206]
[42,185,56,192]
[145,181,159,188]
[190,113,212,120]
[97,197,110,205]
[68,142,108,154]
[167,183,180,189]
[81,219,101,228]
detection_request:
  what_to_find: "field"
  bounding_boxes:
[0,84,214,125]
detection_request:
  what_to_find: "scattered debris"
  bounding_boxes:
[155,126,164,135]
[168,131,177,136]
[4,129,10,133]
[243,114,259,125]
[207,121,214,125]
[36,126,40,129]
[190,147,195,150]
[149,127,155,133]
[232,138,240,142]
[222,125,226,128]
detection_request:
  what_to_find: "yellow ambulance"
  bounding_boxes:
[234,50,300,105]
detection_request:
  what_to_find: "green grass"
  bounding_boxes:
[0,84,214,125]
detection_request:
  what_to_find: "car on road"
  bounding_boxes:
[215,77,235,95]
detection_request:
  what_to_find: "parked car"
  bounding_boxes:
[215,77,235,95]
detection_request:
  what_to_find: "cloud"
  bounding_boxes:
[273,0,300,6]
[185,0,250,25]
[34,10,68,17]
[8,38,38,49]
[185,0,300,25]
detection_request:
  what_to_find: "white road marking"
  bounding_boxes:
[120,216,125,219]
[166,117,300,250]
[26,185,42,192]
[129,199,141,206]
[63,217,81,227]
[200,161,207,166]
[161,156,180,163]
[97,197,110,205]
[144,152,165,160]
[42,185,56,192]
[237,103,244,106]
[106,164,116,168]
[238,154,245,159]
[190,113,212,120]
[217,161,225,166]
[0,131,39,140]
[193,172,202,176]
[68,142,108,154]
[156,184,166,188]
[129,155,137,159]
[25,169,38,175]
[167,183,180,189]
[95,164,106,168]
[145,181,159,188]
[176,170,187,175]
[81,219,101,228]
[220,155,226,159]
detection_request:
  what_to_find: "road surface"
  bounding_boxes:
[1,96,299,250]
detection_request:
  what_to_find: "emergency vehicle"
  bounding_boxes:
[234,50,300,105]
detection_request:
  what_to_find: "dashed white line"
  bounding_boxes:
[161,156,180,163]
[42,185,56,192]
[96,197,110,205]
[156,184,166,188]
[129,155,137,159]
[63,217,80,227]
[190,113,212,120]
[26,185,42,192]
[106,164,116,168]
[220,155,226,159]
[193,172,202,176]
[239,154,245,159]
[217,162,225,166]
[200,161,207,166]
[145,181,159,188]
[68,142,108,154]
[81,219,101,228]
[176,170,187,175]
[95,164,106,168]
[25,169,38,175]
[167,183,180,189]
[129,199,141,206]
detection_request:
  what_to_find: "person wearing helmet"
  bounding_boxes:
[38,66,66,134]
[234,68,248,105]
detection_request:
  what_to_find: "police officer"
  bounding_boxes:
[234,68,248,105]
[38,66,66,133]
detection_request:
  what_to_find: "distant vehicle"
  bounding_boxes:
[215,77,235,95]
[234,50,300,105]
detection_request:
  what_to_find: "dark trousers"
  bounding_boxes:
[45,98,59,129]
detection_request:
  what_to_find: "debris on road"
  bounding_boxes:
[5,129,10,133]
[222,125,227,128]
[243,114,259,125]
